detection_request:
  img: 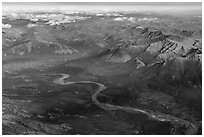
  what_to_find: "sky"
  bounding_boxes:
[2,2,202,15]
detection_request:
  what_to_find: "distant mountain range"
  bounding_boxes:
[2,12,202,67]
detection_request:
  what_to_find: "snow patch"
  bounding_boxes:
[2,24,12,28]
[114,17,135,22]
[27,24,38,28]
[138,18,157,21]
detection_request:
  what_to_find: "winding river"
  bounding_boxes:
[53,74,198,135]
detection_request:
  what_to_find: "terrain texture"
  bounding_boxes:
[2,11,202,135]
